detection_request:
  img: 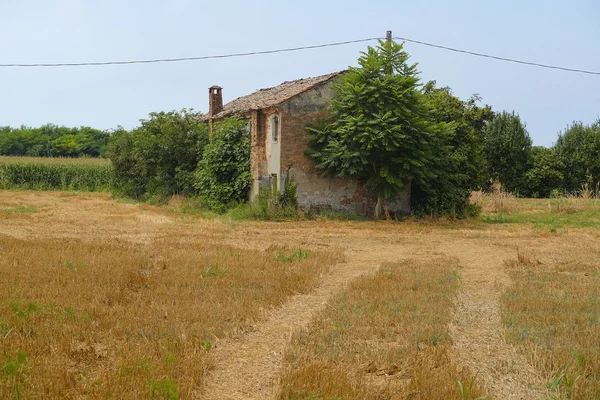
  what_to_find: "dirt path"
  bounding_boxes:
[440,241,547,400]
[199,236,549,400]
[198,253,387,400]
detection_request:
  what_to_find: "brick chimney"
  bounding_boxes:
[208,85,223,118]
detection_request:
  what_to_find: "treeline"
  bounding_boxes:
[0,125,110,158]
[484,113,600,197]
[424,85,600,200]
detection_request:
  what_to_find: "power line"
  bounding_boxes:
[0,34,598,76]
[0,38,379,68]
[394,36,600,76]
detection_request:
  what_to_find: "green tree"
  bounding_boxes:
[0,124,109,158]
[484,111,532,193]
[194,119,251,211]
[412,83,494,216]
[524,146,564,197]
[306,40,451,219]
[105,127,141,196]
[52,134,84,157]
[554,119,600,192]
[107,109,208,199]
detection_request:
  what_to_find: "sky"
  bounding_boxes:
[1,0,598,147]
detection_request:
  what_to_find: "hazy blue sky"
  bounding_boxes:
[1,0,598,146]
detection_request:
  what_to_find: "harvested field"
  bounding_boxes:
[1,190,599,399]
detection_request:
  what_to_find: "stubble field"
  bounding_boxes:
[1,190,599,399]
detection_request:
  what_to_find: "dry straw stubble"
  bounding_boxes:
[277,258,491,399]
[0,235,337,399]
[502,249,600,399]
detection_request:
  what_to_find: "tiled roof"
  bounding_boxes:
[203,71,345,120]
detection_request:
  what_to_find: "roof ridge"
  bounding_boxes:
[201,70,346,121]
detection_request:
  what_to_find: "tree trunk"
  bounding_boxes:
[374,196,383,220]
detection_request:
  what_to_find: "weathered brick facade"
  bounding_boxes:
[204,72,410,215]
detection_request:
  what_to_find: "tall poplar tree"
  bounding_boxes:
[484,111,532,193]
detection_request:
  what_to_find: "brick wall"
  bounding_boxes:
[278,81,410,215]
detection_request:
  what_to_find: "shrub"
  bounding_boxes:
[412,83,494,218]
[194,119,251,211]
[107,109,208,200]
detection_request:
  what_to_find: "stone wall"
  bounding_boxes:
[279,80,410,215]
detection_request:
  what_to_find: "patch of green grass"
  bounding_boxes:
[547,367,581,400]
[65,259,88,271]
[481,210,600,229]
[225,201,301,221]
[199,340,212,351]
[456,372,484,400]
[1,206,36,213]
[163,352,176,367]
[147,378,178,400]
[275,249,309,262]
[9,302,43,318]
[2,351,27,377]
[200,264,227,278]
[64,306,76,317]
[171,197,212,215]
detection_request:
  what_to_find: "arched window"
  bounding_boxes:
[272,115,279,142]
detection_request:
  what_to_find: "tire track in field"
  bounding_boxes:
[440,241,547,400]
[197,245,409,400]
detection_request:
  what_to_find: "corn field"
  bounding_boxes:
[0,157,113,192]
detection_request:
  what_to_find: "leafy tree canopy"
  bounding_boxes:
[524,146,564,198]
[412,82,495,216]
[554,119,600,192]
[0,124,110,158]
[194,119,251,211]
[484,111,532,194]
[306,40,451,218]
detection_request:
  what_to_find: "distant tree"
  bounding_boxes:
[194,119,251,211]
[524,146,564,197]
[306,40,451,218]
[107,109,209,199]
[484,111,532,194]
[0,124,109,158]
[53,134,84,157]
[554,119,600,192]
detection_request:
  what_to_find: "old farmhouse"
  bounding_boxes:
[204,72,410,215]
